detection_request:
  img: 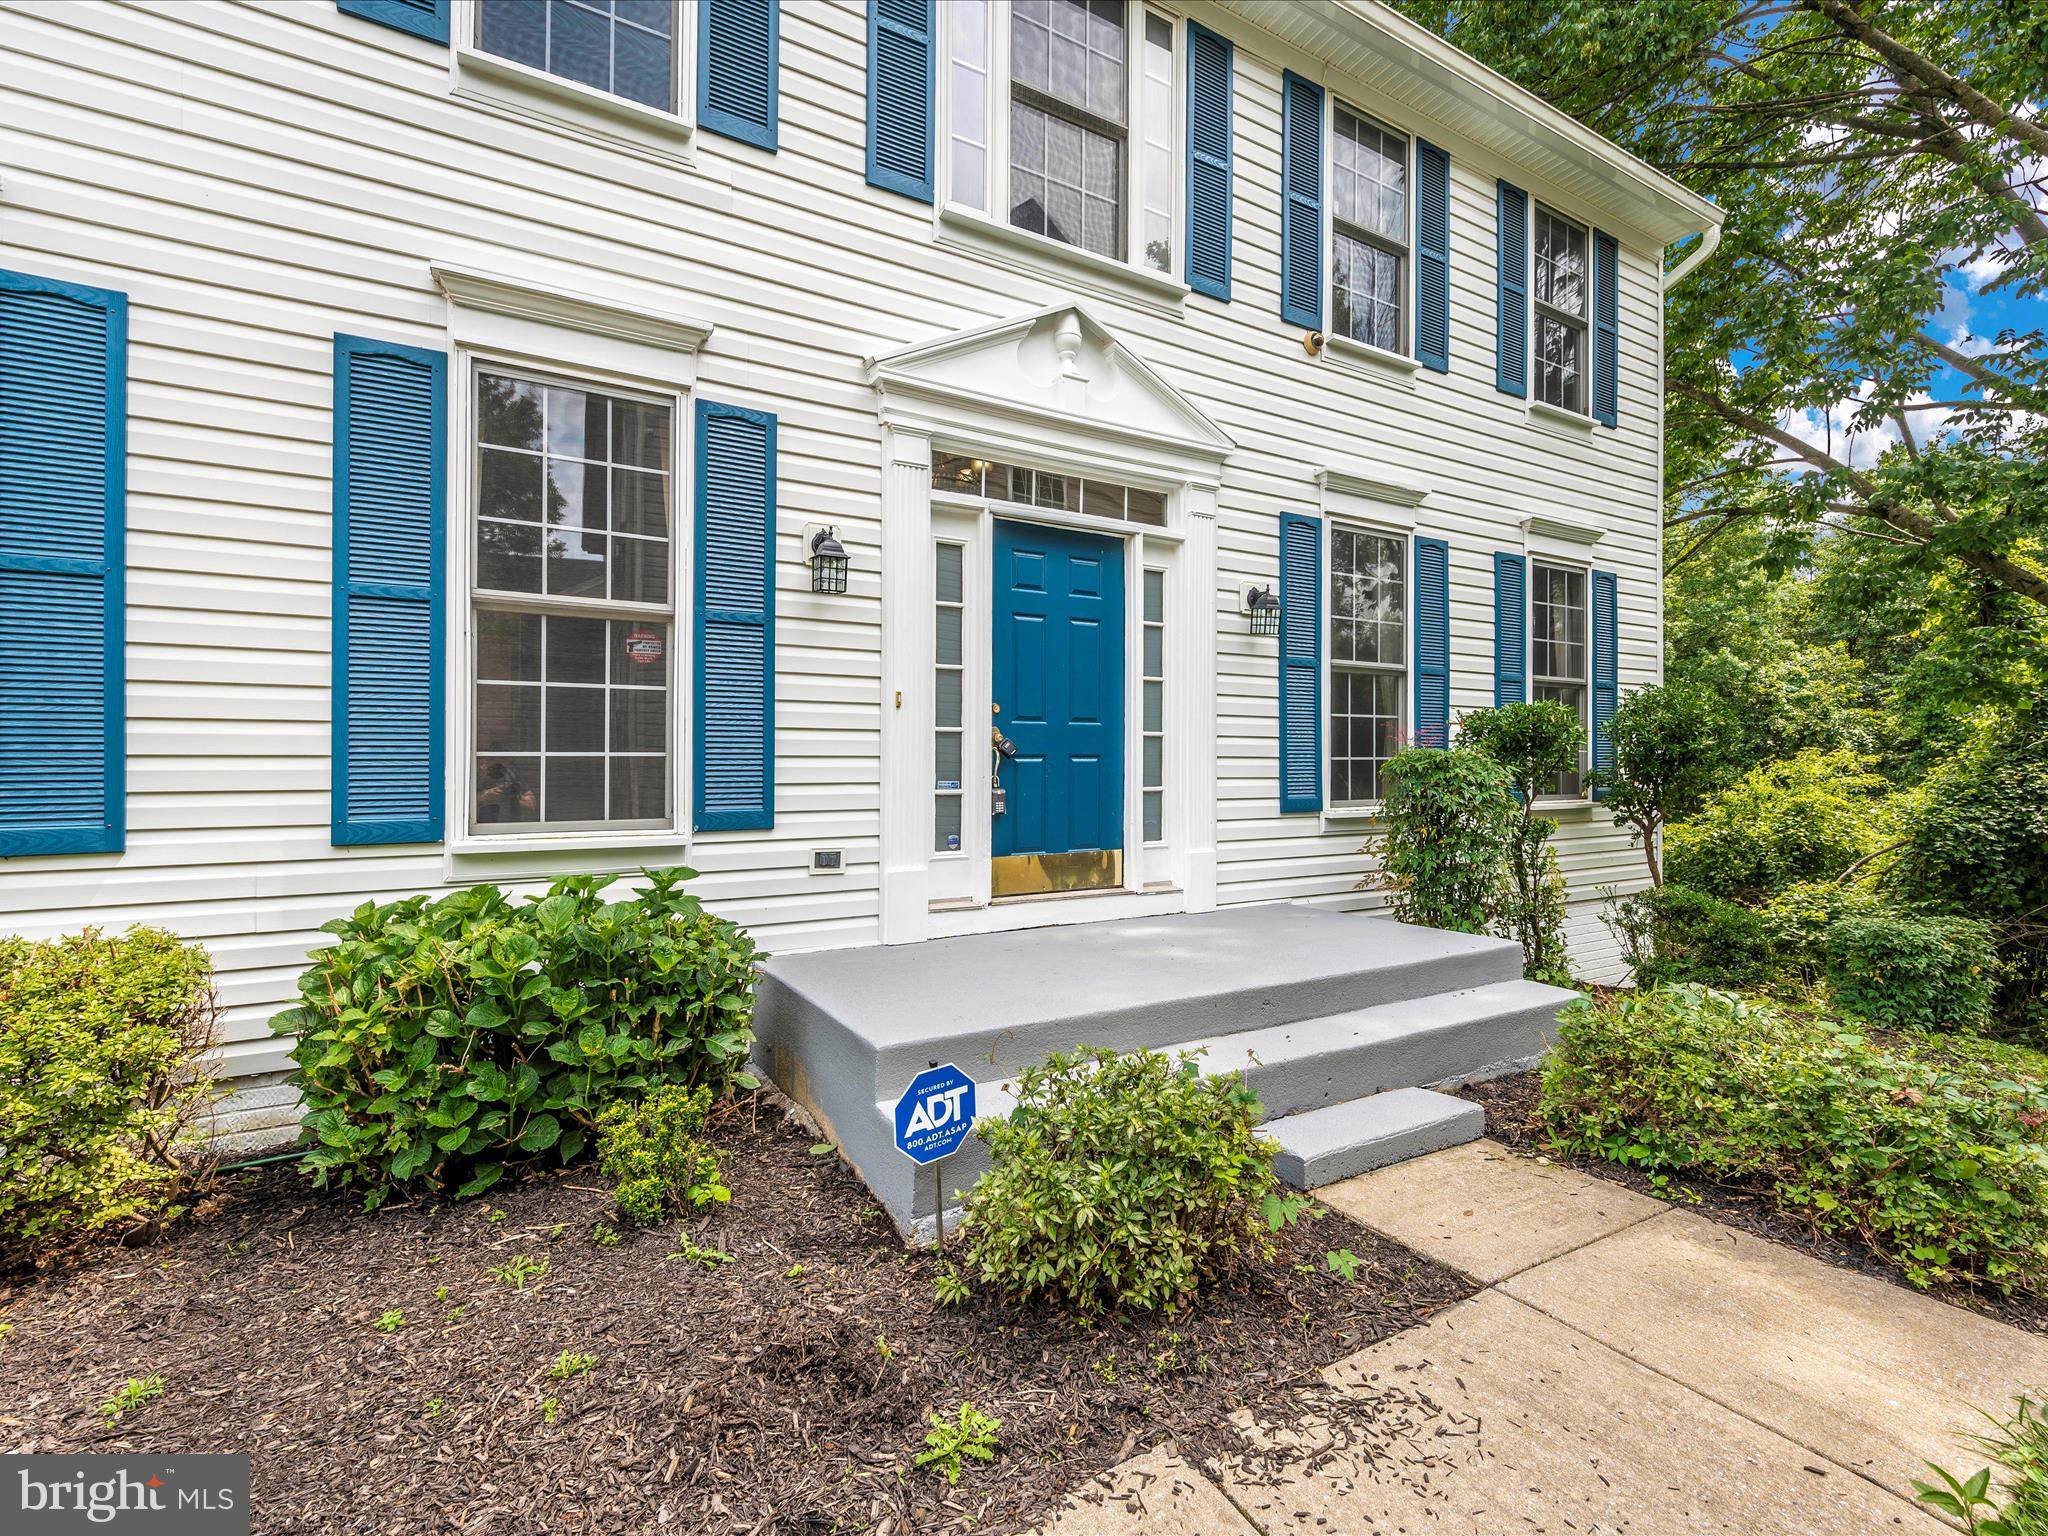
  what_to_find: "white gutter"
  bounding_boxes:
[1665,222,1722,287]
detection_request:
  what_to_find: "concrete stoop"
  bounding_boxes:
[754,904,1577,1241]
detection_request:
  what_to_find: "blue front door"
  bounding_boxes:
[991,519,1125,893]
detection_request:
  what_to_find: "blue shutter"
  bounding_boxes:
[1493,552,1526,706]
[867,0,935,200]
[336,0,449,45]
[1277,513,1321,814]
[332,335,445,847]
[1279,72,1323,331]
[1496,181,1528,397]
[1593,229,1620,427]
[0,268,126,858]
[694,400,776,832]
[1591,568,1618,798]
[700,0,779,151]
[1414,139,1450,373]
[1184,20,1233,301]
[1413,536,1450,749]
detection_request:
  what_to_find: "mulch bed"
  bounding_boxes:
[1454,1069,2048,1336]
[0,1098,1475,1535]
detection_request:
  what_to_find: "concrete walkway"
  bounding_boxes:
[1039,1140,2048,1535]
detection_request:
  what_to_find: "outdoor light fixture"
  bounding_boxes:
[1244,583,1281,636]
[807,525,849,594]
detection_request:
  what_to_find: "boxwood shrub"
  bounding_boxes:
[1,928,219,1271]
[273,868,757,1206]
[1540,986,2048,1293]
[1823,908,1997,1033]
[960,1047,1287,1315]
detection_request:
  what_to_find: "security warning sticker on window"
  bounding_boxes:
[623,629,664,665]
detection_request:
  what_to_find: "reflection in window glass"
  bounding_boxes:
[1329,528,1406,804]
[473,371,672,833]
[1330,104,1408,353]
[1534,206,1590,413]
[476,0,675,112]
[1010,0,1127,259]
[1531,561,1589,796]
[929,454,1169,527]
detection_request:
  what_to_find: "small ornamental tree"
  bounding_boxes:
[1595,680,1736,887]
[1365,747,1516,936]
[1459,702,1582,984]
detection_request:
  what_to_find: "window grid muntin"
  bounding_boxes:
[1329,526,1406,806]
[471,367,675,836]
[930,453,1168,527]
[1533,205,1590,413]
[475,0,678,113]
[1531,560,1590,797]
[1330,102,1409,354]
[934,542,967,854]
[1141,567,1165,842]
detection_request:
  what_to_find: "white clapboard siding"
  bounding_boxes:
[0,0,1679,1102]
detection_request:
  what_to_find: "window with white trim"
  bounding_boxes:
[1330,103,1409,354]
[1530,560,1589,797]
[931,452,1168,526]
[946,0,1181,276]
[471,370,676,832]
[1328,527,1406,805]
[934,541,966,853]
[476,0,679,111]
[1534,205,1590,413]
[1141,567,1165,841]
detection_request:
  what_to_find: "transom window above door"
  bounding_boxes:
[945,0,1181,275]
[476,0,678,112]
[469,371,677,834]
[931,451,1168,525]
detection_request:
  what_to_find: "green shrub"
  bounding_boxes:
[961,1047,1284,1314]
[1540,986,2048,1292]
[1366,747,1516,936]
[1824,909,1997,1033]
[1,928,219,1271]
[1605,884,1775,990]
[595,1083,729,1228]
[1458,701,1580,984]
[1664,747,1896,902]
[273,868,757,1207]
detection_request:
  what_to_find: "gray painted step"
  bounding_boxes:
[1180,979,1575,1122]
[758,905,1527,1090]
[1268,1088,1484,1188]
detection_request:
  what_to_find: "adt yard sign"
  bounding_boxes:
[894,1064,977,1165]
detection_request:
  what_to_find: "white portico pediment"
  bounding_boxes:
[866,301,1233,468]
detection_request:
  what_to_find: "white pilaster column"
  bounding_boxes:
[1181,481,1220,911]
[878,426,934,944]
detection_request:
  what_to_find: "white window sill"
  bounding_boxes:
[452,46,700,171]
[1322,333,1421,383]
[447,826,690,858]
[1322,804,1384,834]
[1532,797,1596,818]
[1528,399,1596,435]
[936,202,1190,310]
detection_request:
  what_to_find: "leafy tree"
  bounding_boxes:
[1596,679,1740,886]
[1459,702,1581,982]
[1664,747,1899,901]
[1390,0,2048,613]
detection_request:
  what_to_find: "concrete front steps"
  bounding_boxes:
[754,905,1577,1241]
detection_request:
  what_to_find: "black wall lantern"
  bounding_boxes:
[1243,583,1281,637]
[807,525,850,594]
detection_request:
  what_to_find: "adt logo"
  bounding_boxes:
[892,1064,977,1165]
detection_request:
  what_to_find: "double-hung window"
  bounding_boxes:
[947,1,1181,277]
[1533,205,1590,413]
[1530,560,1589,798]
[471,371,677,833]
[475,0,679,112]
[1328,526,1406,806]
[1330,104,1409,354]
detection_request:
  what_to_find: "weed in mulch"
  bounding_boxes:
[0,1099,1474,1535]
[1454,1069,2048,1335]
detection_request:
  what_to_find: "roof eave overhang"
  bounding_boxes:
[1209,0,1722,249]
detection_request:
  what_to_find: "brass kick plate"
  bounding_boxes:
[991,850,1124,898]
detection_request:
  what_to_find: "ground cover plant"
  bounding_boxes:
[1919,1393,2048,1536]
[1538,986,2048,1295]
[273,868,756,1206]
[1,928,220,1272]
[595,1082,729,1227]
[0,1101,1473,1536]
[959,1047,1302,1315]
